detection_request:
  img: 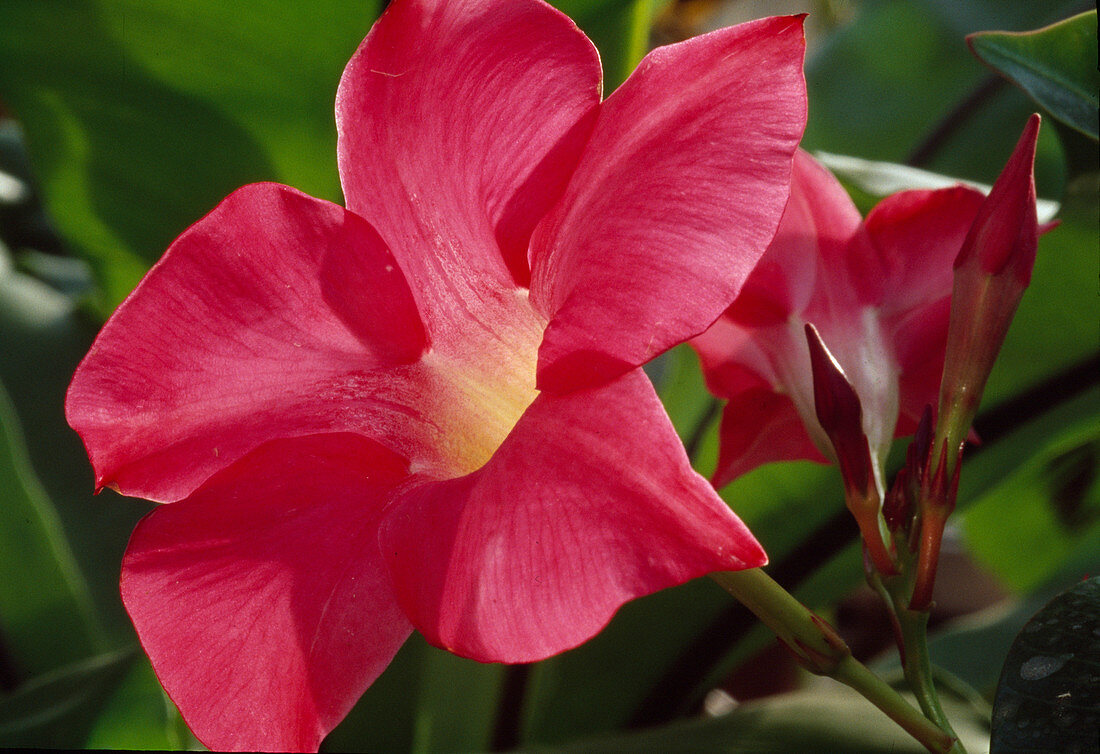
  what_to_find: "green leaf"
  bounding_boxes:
[968,12,1100,140]
[651,344,720,462]
[411,646,504,753]
[0,369,103,678]
[0,241,147,642]
[529,683,990,753]
[0,0,383,315]
[921,542,1100,698]
[326,634,504,754]
[522,578,740,744]
[0,649,134,748]
[322,635,425,753]
[961,401,1100,593]
[991,577,1100,753]
[917,0,1084,38]
[84,656,197,750]
[805,1,991,161]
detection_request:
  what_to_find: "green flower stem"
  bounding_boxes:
[894,605,966,753]
[711,569,957,753]
[873,565,967,754]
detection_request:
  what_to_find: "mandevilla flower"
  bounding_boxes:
[65,1,806,750]
[691,150,988,491]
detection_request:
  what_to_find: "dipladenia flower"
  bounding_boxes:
[691,150,987,491]
[65,1,806,750]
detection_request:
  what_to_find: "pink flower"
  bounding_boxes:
[692,150,987,491]
[65,1,806,750]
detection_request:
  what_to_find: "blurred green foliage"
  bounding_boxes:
[0,0,1096,750]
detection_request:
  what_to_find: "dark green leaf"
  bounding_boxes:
[961,407,1100,592]
[410,646,504,753]
[0,371,103,678]
[924,541,1100,697]
[325,635,505,753]
[991,577,1100,753]
[0,243,147,642]
[917,0,1086,38]
[522,577,739,744]
[805,1,989,162]
[322,635,424,753]
[0,649,134,747]
[804,0,1068,197]
[969,12,1100,140]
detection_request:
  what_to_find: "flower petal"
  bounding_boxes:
[713,386,825,489]
[530,16,807,393]
[379,369,765,662]
[726,150,863,327]
[698,315,884,480]
[336,0,601,343]
[893,296,952,436]
[66,183,433,502]
[862,186,984,435]
[691,313,777,400]
[860,185,985,316]
[120,434,412,753]
[692,314,826,482]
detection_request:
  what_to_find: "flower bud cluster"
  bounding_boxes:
[805,116,1044,613]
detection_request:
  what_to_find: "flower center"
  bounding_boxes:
[421,290,544,477]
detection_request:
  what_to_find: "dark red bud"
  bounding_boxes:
[806,323,873,500]
[938,115,1043,462]
[953,114,1040,283]
[806,324,897,575]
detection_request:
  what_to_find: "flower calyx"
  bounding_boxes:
[910,438,964,612]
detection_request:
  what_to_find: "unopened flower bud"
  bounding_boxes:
[806,324,897,575]
[937,115,1044,465]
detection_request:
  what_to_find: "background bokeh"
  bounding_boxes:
[1,0,1096,750]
